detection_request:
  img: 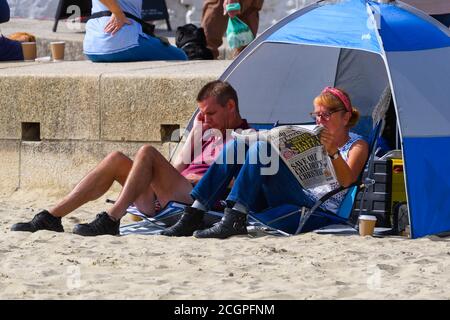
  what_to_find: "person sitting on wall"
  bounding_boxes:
[11,80,250,236]
[84,0,188,62]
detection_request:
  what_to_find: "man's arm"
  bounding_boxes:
[0,0,11,24]
[172,132,194,173]
[172,112,205,172]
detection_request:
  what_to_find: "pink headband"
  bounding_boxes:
[321,87,352,112]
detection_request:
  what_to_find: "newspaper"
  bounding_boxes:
[232,125,338,189]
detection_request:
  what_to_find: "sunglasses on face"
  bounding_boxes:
[309,108,346,121]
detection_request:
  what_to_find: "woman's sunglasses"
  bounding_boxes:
[310,108,346,121]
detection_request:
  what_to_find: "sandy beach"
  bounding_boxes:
[0,188,449,300]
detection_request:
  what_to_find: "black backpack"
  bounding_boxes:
[176,24,214,60]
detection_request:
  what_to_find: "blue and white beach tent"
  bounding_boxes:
[184,0,450,238]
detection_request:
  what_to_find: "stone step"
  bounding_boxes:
[0,60,231,193]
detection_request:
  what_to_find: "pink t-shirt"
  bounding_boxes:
[181,119,249,178]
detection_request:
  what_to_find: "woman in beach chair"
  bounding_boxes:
[83,0,187,62]
[162,87,369,239]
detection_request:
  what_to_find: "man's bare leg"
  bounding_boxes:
[49,151,134,217]
[11,151,148,233]
[108,145,193,220]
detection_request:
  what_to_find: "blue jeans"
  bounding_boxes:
[192,139,315,210]
[191,139,338,232]
[85,35,187,62]
[0,36,23,61]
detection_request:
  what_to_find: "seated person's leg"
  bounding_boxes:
[226,140,294,211]
[261,161,315,209]
[196,140,330,238]
[133,184,158,217]
[161,139,247,237]
[127,146,194,208]
[133,35,188,61]
[263,159,348,233]
[191,139,246,210]
[11,151,134,233]
[85,35,187,62]
[194,140,278,238]
[0,36,23,61]
[85,49,135,63]
[72,146,194,236]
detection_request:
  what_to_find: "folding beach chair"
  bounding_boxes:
[120,201,223,236]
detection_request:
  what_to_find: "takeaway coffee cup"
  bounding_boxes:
[21,42,37,61]
[358,215,377,236]
[50,41,65,61]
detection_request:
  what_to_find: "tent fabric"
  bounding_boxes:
[188,0,450,238]
[402,137,450,238]
[373,2,450,51]
[385,48,450,137]
[226,43,340,124]
[266,0,450,53]
[267,0,381,53]
[334,49,389,138]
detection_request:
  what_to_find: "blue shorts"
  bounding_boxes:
[85,35,188,62]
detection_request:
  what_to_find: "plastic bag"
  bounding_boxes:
[225,3,254,49]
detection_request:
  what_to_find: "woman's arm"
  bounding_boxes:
[330,140,369,187]
[0,0,11,24]
[98,0,131,35]
[321,128,369,187]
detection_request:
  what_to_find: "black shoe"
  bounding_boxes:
[160,206,205,237]
[193,208,248,239]
[11,210,64,233]
[72,212,119,237]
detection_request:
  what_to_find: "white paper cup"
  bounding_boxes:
[50,41,65,61]
[358,215,377,236]
[21,42,37,61]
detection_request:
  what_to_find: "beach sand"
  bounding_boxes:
[1,188,449,300]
